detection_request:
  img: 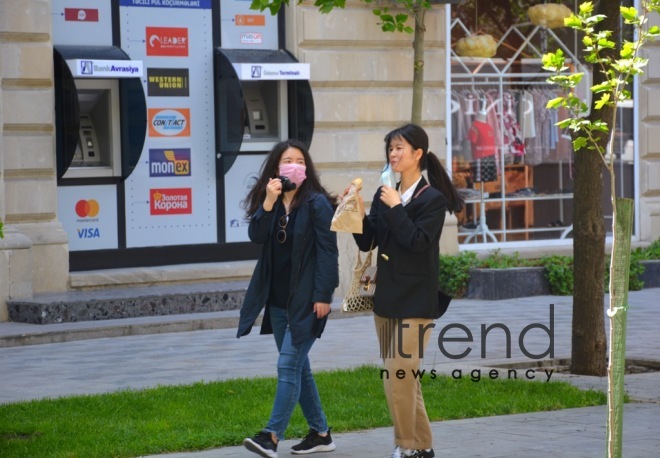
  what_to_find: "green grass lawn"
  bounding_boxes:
[0,365,606,458]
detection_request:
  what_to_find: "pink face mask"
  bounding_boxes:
[279,163,307,187]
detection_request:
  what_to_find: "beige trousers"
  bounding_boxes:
[374,314,434,450]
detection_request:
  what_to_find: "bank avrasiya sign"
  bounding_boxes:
[68,59,143,78]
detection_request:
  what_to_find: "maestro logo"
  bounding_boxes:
[75,199,100,218]
[146,27,188,57]
[148,108,190,137]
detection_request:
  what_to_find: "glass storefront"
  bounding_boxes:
[449,1,636,245]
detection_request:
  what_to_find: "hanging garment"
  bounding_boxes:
[468,119,497,159]
[519,90,536,139]
[502,92,525,157]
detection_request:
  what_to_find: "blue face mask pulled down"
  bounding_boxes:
[380,163,397,188]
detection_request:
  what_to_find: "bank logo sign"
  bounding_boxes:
[70,59,143,78]
[150,188,192,215]
[235,15,265,26]
[146,27,189,56]
[233,62,310,81]
[64,8,99,22]
[147,68,189,97]
[148,108,191,137]
[241,33,263,45]
[149,149,191,177]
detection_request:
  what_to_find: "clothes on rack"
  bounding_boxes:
[451,87,572,166]
[502,92,525,156]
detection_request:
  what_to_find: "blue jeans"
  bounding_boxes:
[265,306,328,440]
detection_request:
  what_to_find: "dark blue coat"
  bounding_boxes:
[237,192,339,345]
[354,177,451,319]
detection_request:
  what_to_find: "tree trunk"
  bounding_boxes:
[570,0,620,376]
[571,133,607,376]
[411,1,426,125]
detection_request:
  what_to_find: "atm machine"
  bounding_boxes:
[53,45,147,255]
[214,48,314,242]
[54,46,146,181]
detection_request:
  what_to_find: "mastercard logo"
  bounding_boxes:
[75,199,100,218]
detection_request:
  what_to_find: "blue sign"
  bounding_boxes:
[119,0,211,9]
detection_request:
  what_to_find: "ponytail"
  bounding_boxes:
[384,123,464,214]
[426,152,464,214]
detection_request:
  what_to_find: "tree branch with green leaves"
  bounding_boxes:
[250,0,436,124]
[542,1,660,168]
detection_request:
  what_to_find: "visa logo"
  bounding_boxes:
[77,228,100,238]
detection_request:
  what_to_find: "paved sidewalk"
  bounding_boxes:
[1,290,659,457]
[140,404,659,458]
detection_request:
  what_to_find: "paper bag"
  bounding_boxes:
[330,178,364,233]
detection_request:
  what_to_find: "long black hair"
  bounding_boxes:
[384,123,464,214]
[242,139,336,218]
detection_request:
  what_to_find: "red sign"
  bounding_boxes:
[64,8,99,22]
[146,27,189,57]
[150,188,192,215]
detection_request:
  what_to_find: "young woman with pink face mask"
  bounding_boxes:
[238,139,339,458]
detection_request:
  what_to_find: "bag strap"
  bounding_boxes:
[356,240,375,269]
[413,184,430,200]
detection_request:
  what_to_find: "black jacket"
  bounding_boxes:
[237,192,339,345]
[354,177,450,319]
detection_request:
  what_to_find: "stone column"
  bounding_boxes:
[639,12,660,243]
[0,0,69,321]
[282,2,457,296]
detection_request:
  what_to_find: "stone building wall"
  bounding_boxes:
[639,13,660,243]
[282,2,458,293]
[0,0,69,320]
[2,1,656,322]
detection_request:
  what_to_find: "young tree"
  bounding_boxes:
[558,0,621,378]
[251,0,442,125]
[543,1,660,456]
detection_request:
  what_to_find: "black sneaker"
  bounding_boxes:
[243,430,278,458]
[408,449,435,458]
[395,448,435,458]
[291,428,336,454]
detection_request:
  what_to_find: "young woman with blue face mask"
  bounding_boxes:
[238,139,339,458]
[352,124,463,458]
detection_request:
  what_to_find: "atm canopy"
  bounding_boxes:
[53,45,146,180]
[55,45,134,62]
[214,49,314,173]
